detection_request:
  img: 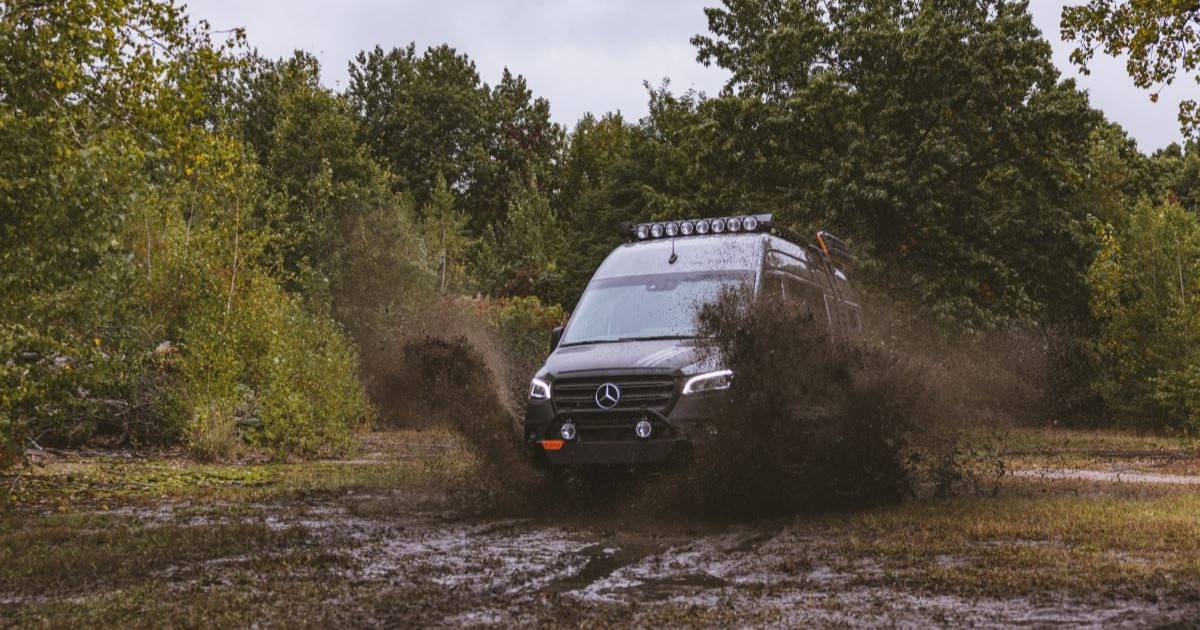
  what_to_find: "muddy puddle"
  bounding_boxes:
[148,490,1197,628]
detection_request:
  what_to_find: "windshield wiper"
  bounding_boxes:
[617,335,692,342]
[562,335,692,347]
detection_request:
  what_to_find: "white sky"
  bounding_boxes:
[186,0,1190,152]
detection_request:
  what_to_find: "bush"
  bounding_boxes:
[174,271,371,460]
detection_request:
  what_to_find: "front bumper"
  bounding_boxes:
[539,437,690,465]
[522,389,729,467]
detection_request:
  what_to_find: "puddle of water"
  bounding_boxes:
[1012,468,1200,485]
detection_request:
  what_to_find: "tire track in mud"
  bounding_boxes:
[107,490,1200,628]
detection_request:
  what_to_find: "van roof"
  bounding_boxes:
[595,233,773,279]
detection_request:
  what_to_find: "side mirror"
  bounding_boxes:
[549,326,564,351]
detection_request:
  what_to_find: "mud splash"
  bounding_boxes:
[630,290,996,517]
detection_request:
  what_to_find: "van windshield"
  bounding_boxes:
[560,270,752,345]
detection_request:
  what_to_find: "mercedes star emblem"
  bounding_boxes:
[595,383,621,409]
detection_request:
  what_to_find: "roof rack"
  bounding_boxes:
[618,214,853,268]
[816,231,854,268]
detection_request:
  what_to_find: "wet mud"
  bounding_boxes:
[198,489,1198,628]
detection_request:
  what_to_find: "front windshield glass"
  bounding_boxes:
[560,270,752,345]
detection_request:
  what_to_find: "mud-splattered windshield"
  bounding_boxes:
[560,270,752,345]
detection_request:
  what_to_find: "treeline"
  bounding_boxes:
[3,0,1199,466]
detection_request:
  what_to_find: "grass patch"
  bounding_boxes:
[997,426,1200,473]
[1,429,475,512]
[0,514,311,599]
[815,480,1200,601]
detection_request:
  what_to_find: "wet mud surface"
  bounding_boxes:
[9,433,1200,627]
[179,490,1196,628]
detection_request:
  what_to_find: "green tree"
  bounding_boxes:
[347,45,565,238]
[650,0,1104,330]
[347,44,491,213]
[555,112,639,306]
[475,178,565,302]
[0,0,372,463]
[421,173,470,294]
[1090,199,1200,429]
[1062,0,1200,137]
[1147,141,1200,212]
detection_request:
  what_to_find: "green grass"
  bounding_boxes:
[1,429,473,512]
[995,426,1200,473]
[827,483,1200,601]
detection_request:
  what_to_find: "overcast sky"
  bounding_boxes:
[187,0,1189,153]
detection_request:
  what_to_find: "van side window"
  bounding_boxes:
[781,276,829,327]
[761,276,785,301]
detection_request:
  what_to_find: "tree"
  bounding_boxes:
[0,1,373,461]
[421,173,470,294]
[1062,0,1200,138]
[474,178,565,302]
[554,112,639,305]
[1089,199,1200,430]
[1146,141,1200,212]
[347,44,491,214]
[674,0,1104,330]
[347,45,565,237]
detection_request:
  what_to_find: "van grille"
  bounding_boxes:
[551,374,676,413]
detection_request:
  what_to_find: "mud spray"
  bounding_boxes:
[630,290,1005,516]
[371,292,1024,518]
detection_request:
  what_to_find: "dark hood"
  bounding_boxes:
[539,338,720,378]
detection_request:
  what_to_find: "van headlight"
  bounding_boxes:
[682,369,733,395]
[529,377,552,400]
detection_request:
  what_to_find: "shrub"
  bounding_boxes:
[167,232,372,460]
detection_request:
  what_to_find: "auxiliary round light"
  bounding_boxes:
[634,419,653,439]
[560,422,577,441]
[711,218,726,233]
[695,220,710,235]
[680,221,695,236]
[650,223,664,238]
[665,222,679,237]
[635,224,650,240]
[743,216,759,231]
[727,217,742,232]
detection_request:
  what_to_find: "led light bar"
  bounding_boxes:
[623,214,773,241]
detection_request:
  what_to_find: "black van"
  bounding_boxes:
[522,214,859,467]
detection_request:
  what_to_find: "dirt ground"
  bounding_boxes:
[4,428,1200,628]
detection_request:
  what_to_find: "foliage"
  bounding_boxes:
[421,173,472,294]
[347,45,564,234]
[1062,0,1200,138]
[0,0,372,464]
[689,0,1101,330]
[1089,199,1200,430]
[474,179,567,303]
